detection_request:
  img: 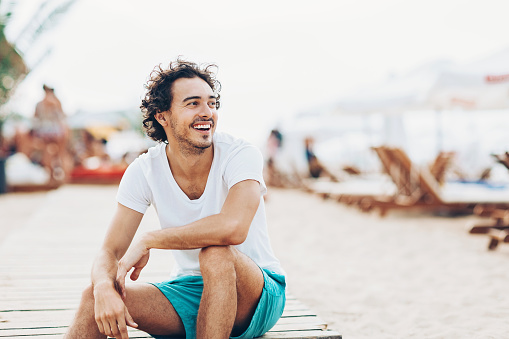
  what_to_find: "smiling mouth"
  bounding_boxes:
[192,122,213,132]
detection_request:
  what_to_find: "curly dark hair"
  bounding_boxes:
[140,58,221,143]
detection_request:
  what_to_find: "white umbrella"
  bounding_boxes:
[334,59,454,115]
[430,47,509,110]
[331,60,456,151]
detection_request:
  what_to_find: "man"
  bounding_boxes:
[65,59,286,339]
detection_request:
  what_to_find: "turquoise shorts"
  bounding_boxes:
[150,268,286,339]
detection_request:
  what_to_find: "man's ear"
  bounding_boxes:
[155,112,169,126]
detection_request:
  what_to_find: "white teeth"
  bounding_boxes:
[194,124,210,130]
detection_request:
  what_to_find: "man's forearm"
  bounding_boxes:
[142,181,260,251]
[142,213,247,251]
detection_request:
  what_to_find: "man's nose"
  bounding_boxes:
[199,103,214,118]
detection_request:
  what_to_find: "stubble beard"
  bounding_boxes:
[169,116,213,156]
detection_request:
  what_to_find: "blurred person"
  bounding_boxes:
[32,84,71,181]
[304,136,339,182]
[265,128,284,187]
[65,59,285,339]
[73,129,112,168]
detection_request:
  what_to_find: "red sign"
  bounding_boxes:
[485,74,509,83]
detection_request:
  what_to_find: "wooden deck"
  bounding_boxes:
[0,185,341,338]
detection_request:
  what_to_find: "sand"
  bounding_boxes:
[265,188,509,339]
[2,185,509,338]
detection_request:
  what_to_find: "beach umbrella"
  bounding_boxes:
[330,60,455,151]
[334,47,509,114]
[429,47,509,110]
[333,60,454,115]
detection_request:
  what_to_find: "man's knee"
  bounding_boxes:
[199,245,237,277]
[81,284,94,302]
[77,284,96,314]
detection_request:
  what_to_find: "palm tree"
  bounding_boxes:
[0,0,76,192]
[0,0,76,106]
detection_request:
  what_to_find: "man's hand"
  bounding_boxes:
[116,240,151,299]
[93,282,138,339]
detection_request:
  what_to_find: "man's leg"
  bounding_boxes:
[197,245,264,338]
[65,283,185,338]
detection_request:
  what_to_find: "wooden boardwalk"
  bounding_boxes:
[0,185,341,338]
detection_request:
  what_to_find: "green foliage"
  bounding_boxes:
[0,0,26,107]
[0,0,76,107]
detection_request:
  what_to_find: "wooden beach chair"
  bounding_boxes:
[468,204,509,250]
[325,147,450,215]
[7,181,61,192]
[466,154,509,249]
[314,147,456,214]
[492,152,509,171]
[473,208,509,250]
[346,147,509,216]
[429,151,456,185]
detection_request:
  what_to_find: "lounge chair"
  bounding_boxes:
[492,152,509,170]
[319,147,456,215]
[306,146,452,213]
[467,206,509,250]
[429,151,456,185]
[349,147,509,216]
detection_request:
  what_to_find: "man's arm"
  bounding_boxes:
[92,203,144,339]
[116,179,261,287]
[149,179,260,248]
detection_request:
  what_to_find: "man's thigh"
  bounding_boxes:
[124,283,185,337]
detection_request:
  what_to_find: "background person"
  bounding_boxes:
[32,84,71,182]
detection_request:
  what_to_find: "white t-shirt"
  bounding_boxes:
[117,132,284,277]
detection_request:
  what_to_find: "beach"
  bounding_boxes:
[1,185,509,338]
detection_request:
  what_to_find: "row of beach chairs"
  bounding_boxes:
[307,146,509,250]
[470,152,509,250]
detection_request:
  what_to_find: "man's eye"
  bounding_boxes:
[187,102,198,106]
[208,102,216,108]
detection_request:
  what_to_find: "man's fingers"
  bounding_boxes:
[130,267,142,281]
[116,315,129,339]
[95,317,105,335]
[110,320,122,339]
[125,306,138,328]
[103,321,113,337]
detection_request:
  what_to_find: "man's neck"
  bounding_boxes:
[165,142,214,180]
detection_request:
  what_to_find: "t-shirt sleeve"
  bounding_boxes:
[224,145,267,195]
[116,159,152,214]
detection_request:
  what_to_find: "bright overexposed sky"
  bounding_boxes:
[3,0,509,144]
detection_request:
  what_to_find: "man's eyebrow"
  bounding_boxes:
[182,95,218,102]
[182,96,201,102]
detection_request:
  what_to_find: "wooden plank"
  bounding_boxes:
[0,317,334,337]
[0,310,333,337]
[0,305,340,338]
[0,326,151,337]
[262,330,342,338]
[0,310,76,329]
[1,326,340,338]
[270,322,327,332]
[275,316,327,326]
[1,329,341,339]
[0,307,320,329]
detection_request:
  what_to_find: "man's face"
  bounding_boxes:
[167,77,218,154]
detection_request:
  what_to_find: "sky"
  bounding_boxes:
[3,0,509,145]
